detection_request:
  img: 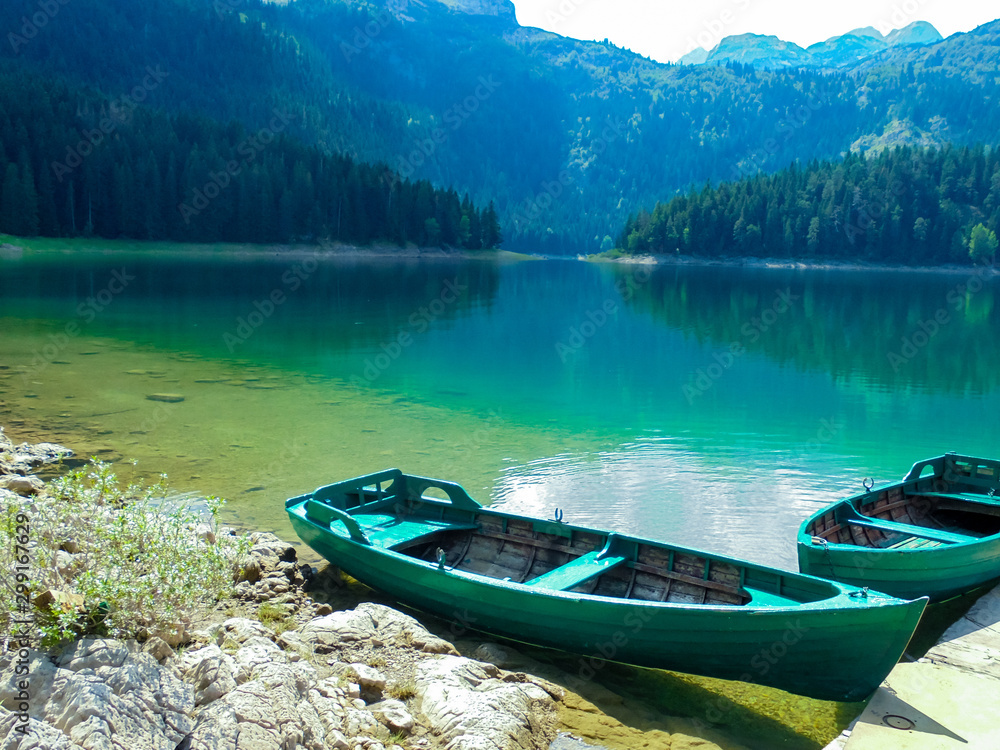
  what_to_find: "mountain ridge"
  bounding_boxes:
[433,0,516,20]
[681,20,945,69]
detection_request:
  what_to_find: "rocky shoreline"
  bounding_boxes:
[0,427,765,750]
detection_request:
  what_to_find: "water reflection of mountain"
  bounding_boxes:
[0,254,503,367]
[616,264,999,395]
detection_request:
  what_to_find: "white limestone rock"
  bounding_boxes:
[329,663,386,695]
[370,699,415,734]
[0,710,83,749]
[299,603,457,655]
[181,645,239,705]
[414,655,555,750]
[233,636,288,682]
[183,700,239,750]
[23,640,196,750]
[57,639,130,672]
[308,678,352,747]
[0,649,59,714]
[16,441,74,465]
[149,621,188,648]
[1,439,73,475]
[343,706,381,737]
[225,617,275,643]
[186,658,348,750]
[247,532,297,571]
[54,550,81,580]
[193,523,216,545]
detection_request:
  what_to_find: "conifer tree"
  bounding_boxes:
[0,165,22,236]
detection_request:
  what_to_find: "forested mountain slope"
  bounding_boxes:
[1,0,998,253]
[617,144,1000,264]
[0,67,501,247]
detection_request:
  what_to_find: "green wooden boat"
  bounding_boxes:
[799,453,1000,602]
[286,469,927,702]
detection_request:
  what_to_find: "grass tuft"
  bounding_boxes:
[386,676,418,701]
[387,729,409,745]
[257,601,296,635]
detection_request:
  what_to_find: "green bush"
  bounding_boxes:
[1,460,249,648]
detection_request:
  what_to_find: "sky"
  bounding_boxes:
[509,0,1000,63]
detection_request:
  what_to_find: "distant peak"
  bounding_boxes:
[846,26,884,40]
[723,32,780,43]
[706,33,810,65]
[886,20,943,46]
[432,0,516,19]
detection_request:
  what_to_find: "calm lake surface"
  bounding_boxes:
[2,250,999,573]
[3,248,998,747]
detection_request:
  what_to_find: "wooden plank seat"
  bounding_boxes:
[886,537,946,550]
[524,550,626,591]
[361,518,479,549]
[848,517,972,545]
[305,500,477,548]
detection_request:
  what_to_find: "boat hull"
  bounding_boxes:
[289,501,924,702]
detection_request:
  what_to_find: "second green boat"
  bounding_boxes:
[799,453,1000,602]
[287,468,926,702]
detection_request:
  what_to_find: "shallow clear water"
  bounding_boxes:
[2,250,999,575]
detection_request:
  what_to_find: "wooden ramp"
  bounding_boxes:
[828,582,1000,749]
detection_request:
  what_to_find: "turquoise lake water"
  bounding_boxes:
[2,250,998,573]
[3,248,999,747]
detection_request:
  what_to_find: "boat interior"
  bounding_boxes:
[303,497,836,607]
[297,470,838,607]
[399,514,764,605]
[807,481,1000,550]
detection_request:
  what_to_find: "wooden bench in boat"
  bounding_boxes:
[363,518,479,549]
[849,517,973,545]
[480,529,754,601]
[305,500,477,548]
[885,537,946,550]
[523,550,627,591]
